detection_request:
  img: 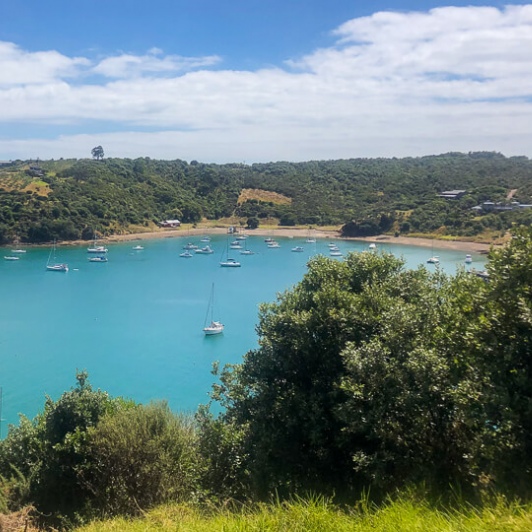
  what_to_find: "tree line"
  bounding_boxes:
[1,225,532,528]
[1,152,532,244]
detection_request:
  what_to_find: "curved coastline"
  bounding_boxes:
[100,227,496,254]
[10,226,497,254]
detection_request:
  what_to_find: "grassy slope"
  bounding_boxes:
[76,497,532,531]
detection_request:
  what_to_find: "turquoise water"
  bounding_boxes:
[0,236,486,431]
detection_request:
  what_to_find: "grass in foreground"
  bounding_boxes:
[75,495,532,532]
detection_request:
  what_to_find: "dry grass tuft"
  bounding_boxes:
[0,506,39,532]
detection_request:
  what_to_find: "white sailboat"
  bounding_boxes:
[220,239,241,267]
[203,283,224,335]
[427,240,439,264]
[46,240,68,272]
[239,239,255,255]
[87,232,108,254]
[306,227,316,243]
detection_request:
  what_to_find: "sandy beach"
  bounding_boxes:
[100,225,497,254]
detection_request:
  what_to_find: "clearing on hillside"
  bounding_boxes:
[238,188,292,205]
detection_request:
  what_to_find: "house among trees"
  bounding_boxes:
[438,189,467,199]
[473,201,532,212]
[27,165,44,177]
[159,219,181,227]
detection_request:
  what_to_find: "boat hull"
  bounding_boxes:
[46,264,68,272]
[203,326,224,335]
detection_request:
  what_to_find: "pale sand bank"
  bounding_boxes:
[97,226,497,254]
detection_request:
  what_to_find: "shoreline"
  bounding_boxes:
[7,226,498,254]
[101,226,496,253]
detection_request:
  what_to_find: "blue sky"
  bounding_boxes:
[1,1,531,162]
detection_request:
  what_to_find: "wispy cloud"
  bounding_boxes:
[92,48,221,78]
[1,5,532,162]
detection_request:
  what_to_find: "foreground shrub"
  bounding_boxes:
[84,401,201,516]
[0,375,201,527]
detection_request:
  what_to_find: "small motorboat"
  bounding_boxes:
[4,256,20,261]
[291,246,304,252]
[180,251,194,258]
[132,245,144,250]
[88,256,108,262]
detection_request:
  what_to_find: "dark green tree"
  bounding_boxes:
[246,216,259,229]
[208,228,532,499]
[91,145,104,160]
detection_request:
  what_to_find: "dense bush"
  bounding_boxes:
[2,152,532,243]
[84,402,200,515]
[207,226,532,499]
[0,374,200,527]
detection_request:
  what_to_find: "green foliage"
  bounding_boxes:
[84,402,200,516]
[206,227,532,500]
[0,374,204,526]
[0,373,124,526]
[246,216,259,229]
[196,403,249,501]
[2,152,532,243]
[91,146,104,160]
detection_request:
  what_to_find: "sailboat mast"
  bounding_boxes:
[204,283,215,326]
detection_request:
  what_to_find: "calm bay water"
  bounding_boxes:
[0,235,485,431]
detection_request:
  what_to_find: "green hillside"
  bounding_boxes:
[1,152,532,244]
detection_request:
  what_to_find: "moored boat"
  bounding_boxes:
[195,245,214,254]
[46,240,68,272]
[87,245,108,254]
[220,257,241,267]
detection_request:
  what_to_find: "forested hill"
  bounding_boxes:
[1,151,532,244]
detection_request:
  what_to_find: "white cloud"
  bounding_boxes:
[1,5,532,162]
[0,42,89,87]
[92,49,221,78]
